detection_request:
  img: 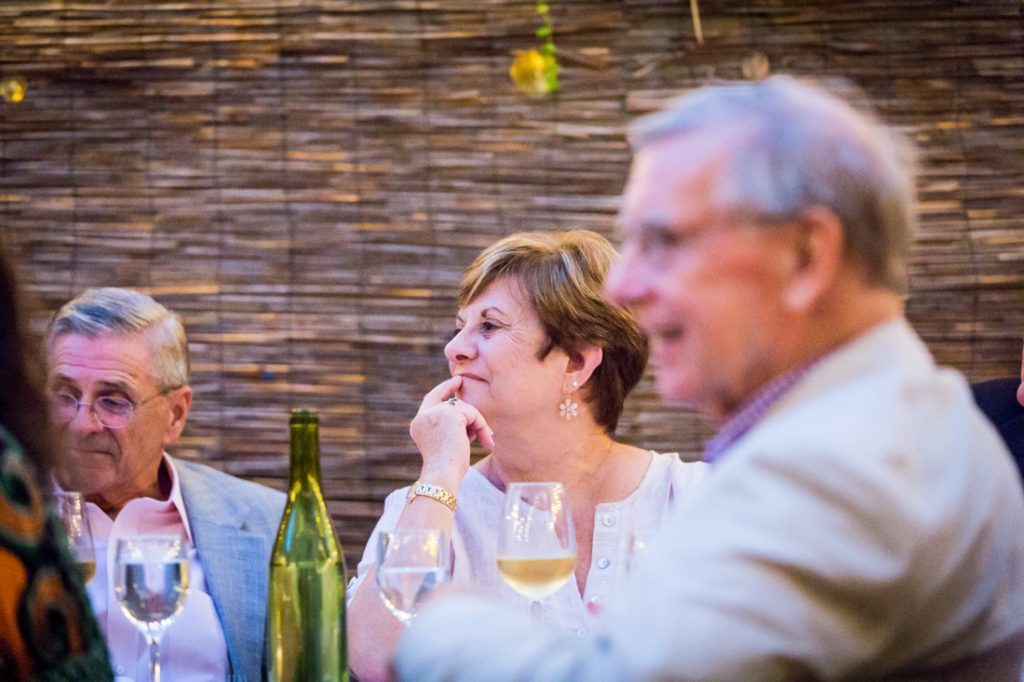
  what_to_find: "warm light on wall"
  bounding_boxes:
[0,76,27,103]
[689,0,704,45]
[741,51,770,80]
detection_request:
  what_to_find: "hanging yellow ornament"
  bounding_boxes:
[0,76,27,104]
[510,49,558,96]
[510,2,559,96]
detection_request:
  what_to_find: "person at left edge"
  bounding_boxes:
[0,239,112,680]
[46,287,285,682]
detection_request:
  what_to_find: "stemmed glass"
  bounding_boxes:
[497,482,577,618]
[54,491,96,584]
[376,528,451,624]
[114,536,190,682]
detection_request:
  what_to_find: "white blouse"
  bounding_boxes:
[349,451,708,638]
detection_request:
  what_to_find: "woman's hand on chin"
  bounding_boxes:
[411,376,495,487]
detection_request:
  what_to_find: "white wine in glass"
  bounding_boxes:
[376,529,451,624]
[497,482,577,617]
[495,555,576,601]
[54,492,96,584]
[115,536,190,682]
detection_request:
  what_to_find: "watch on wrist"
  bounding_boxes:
[405,481,458,513]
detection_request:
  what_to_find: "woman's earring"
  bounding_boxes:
[558,397,579,420]
[559,380,580,420]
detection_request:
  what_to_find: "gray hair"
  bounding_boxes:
[629,75,916,293]
[47,287,189,390]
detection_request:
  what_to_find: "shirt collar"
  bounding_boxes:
[162,454,195,545]
[702,355,828,464]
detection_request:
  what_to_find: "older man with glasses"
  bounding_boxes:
[395,76,1024,681]
[47,287,285,682]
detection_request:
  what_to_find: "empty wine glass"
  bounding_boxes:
[114,536,190,682]
[376,528,451,624]
[54,491,96,584]
[497,482,577,618]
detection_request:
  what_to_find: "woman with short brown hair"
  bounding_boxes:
[347,230,706,682]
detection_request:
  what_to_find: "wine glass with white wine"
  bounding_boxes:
[497,482,577,618]
[114,536,190,682]
[54,491,96,584]
[376,528,451,624]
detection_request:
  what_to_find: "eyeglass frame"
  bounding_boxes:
[50,386,182,429]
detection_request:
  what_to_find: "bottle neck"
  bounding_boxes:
[288,421,322,487]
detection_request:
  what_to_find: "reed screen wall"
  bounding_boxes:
[2,0,1022,568]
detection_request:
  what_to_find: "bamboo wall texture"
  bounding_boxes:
[1,0,1022,568]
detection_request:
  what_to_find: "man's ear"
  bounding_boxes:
[565,344,604,391]
[783,206,845,313]
[163,386,193,446]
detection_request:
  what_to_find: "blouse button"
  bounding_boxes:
[601,514,615,527]
[576,627,589,638]
[596,557,611,569]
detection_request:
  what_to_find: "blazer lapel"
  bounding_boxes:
[193,514,267,679]
[175,459,274,682]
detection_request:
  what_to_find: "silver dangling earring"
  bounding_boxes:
[559,380,579,420]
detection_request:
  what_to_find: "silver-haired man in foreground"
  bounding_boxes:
[395,76,1024,680]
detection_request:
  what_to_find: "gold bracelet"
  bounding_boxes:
[405,481,458,513]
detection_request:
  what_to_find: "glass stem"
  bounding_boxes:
[147,634,161,682]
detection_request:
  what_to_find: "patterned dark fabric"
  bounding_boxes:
[0,426,112,681]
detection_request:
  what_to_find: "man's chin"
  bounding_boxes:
[54,465,107,496]
[655,376,698,407]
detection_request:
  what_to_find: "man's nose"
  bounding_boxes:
[67,402,105,432]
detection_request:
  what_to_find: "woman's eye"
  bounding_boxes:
[480,321,499,333]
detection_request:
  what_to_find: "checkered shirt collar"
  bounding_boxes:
[702,355,826,464]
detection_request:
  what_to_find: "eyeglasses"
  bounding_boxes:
[51,389,175,429]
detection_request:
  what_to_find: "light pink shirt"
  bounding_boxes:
[71,455,229,682]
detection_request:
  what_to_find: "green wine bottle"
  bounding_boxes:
[266,409,348,681]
